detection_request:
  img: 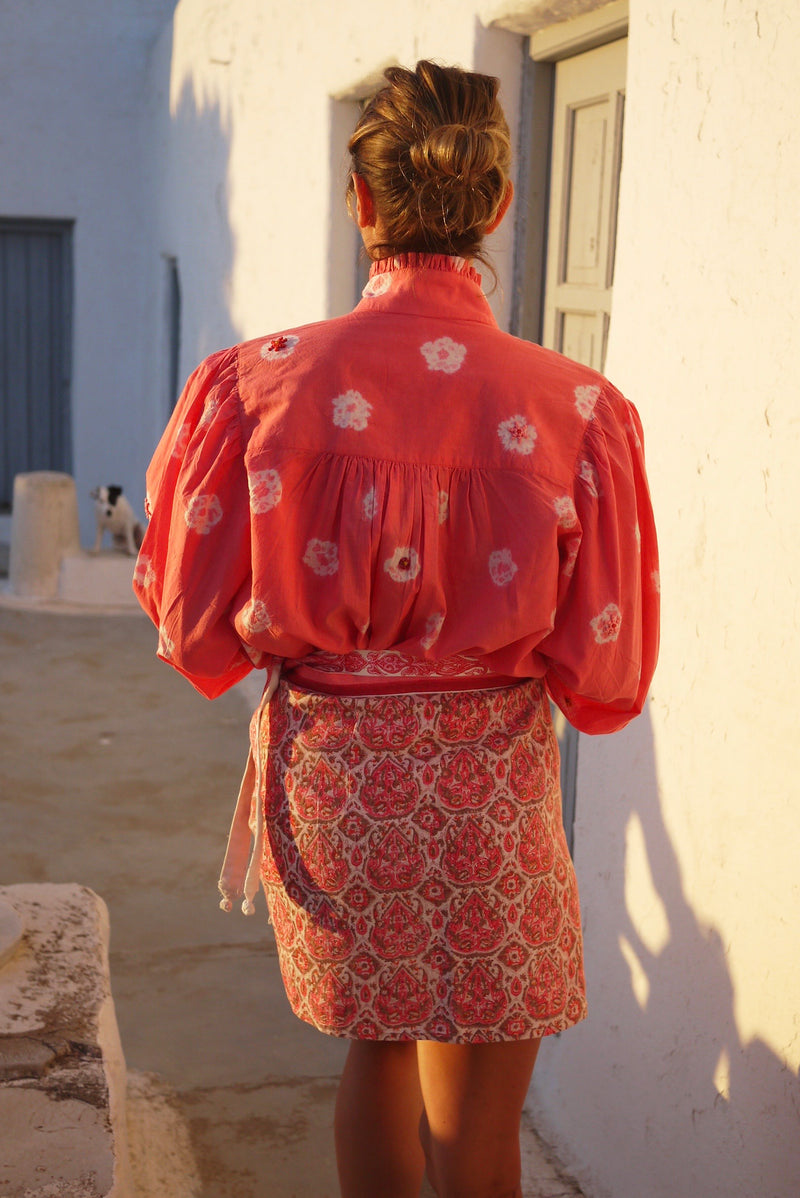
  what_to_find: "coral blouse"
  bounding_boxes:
[134,254,659,735]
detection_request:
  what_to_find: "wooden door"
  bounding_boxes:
[541,38,627,371]
[0,219,73,508]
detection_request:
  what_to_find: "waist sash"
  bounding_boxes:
[284,649,520,696]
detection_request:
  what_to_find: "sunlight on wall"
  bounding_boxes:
[712,1046,732,1102]
[618,934,650,1010]
[624,811,670,957]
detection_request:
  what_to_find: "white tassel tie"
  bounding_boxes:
[217,661,281,914]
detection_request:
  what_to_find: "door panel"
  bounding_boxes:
[542,38,627,372]
[0,220,73,508]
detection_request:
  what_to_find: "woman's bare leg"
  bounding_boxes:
[416,1038,541,1198]
[335,1040,426,1198]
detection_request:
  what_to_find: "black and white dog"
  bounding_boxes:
[90,485,145,556]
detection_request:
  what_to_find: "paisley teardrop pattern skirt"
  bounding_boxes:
[256,677,587,1042]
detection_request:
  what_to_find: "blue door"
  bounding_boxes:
[0,218,73,509]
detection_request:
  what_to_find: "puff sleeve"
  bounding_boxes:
[539,388,660,734]
[134,347,259,699]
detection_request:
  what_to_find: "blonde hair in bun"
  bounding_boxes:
[347,60,512,266]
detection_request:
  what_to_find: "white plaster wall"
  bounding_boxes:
[153,0,523,363]
[527,3,800,1196]
[0,1,177,543]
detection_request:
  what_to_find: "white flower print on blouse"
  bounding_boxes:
[420,337,467,374]
[260,334,298,360]
[362,273,392,298]
[489,548,518,587]
[498,415,537,455]
[561,540,579,579]
[248,468,282,514]
[332,390,372,431]
[591,603,622,644]
[578,459,600,498]
[420,612,445,650]
[362,488,378,521]
[242,597,272,634]
[170,422,190,460]
[198,393,221,430]
[303,538,339,576]
[627,419,642,451]
[133,554,156,588]
[158,625,174,659]
[553,495,578,530]
[574,384,601,420]
[384,547,421,583]
[184,493,223,535]
[438,491,449,524]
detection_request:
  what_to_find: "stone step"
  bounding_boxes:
[0,884,133,1198]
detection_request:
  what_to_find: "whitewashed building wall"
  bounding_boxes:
[0,0,177,542]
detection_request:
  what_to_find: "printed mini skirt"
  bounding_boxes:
[255,662,587,1043]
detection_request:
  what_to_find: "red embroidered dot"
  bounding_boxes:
[511,423,526,439]
[268,336,288,351]
[398,556,411,570]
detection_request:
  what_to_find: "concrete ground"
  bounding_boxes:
[0,600,583,1198]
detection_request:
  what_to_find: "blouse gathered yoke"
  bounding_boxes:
[135,253,659,738]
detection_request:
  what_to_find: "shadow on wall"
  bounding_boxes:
[535,710,800,1198]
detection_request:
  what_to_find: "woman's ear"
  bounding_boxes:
[352,172,376,229]
[485,181,514,235]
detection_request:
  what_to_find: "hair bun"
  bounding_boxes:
[347,60,512,265]
[409,123,502,184]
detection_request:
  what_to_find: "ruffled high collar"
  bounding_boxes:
[369,253,482,287]
[356,251,495,327]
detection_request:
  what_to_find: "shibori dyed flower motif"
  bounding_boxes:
[260,334,298,359]
[362,273,392,298]
[578,459,600,498]
[498,415,537,455]
[158,625,174,659]
[303,538,339,576]
[198,393,221,430]
[241,597,272,635]
[133,554,156,588]
[248,468,282,514]
[384,547,421,583]
[332,390,372,431]
[170,422,190,460]
[553,495,578,530]
[438,491,449,524]
[184,493,223,534]
[420,612,445,650]
[561,541,579,579]
[627,418,643,451]
[489,549,518,587]
[362,488,378,521]
[651,570,661,593]
[420,337,467,374]
[591,603,622,644]
[574,384,601,420]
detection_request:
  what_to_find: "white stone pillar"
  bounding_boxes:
[8,471,81,600]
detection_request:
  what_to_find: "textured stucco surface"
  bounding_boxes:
[526,3,800,1197]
